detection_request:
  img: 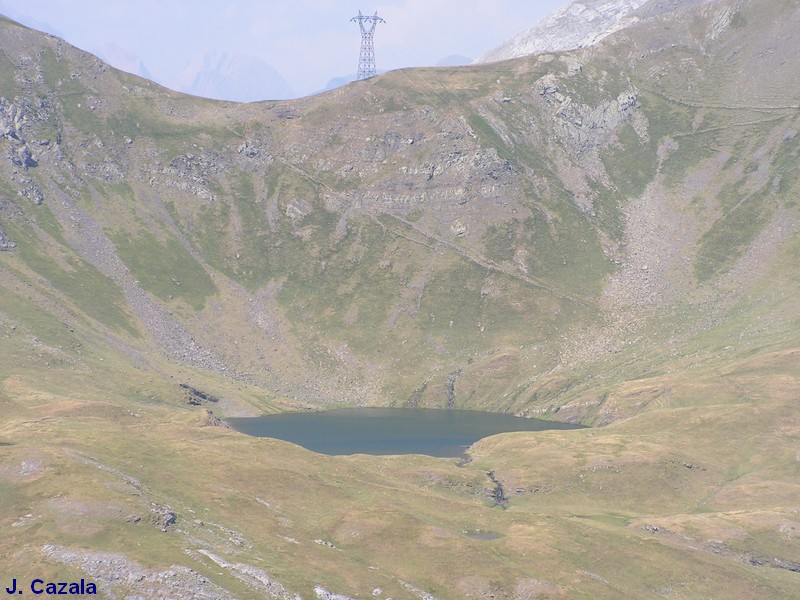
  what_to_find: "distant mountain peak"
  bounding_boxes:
[171,51,294,102]
[476,0,650,63]
[94,42,153,80]
[436,54,472,67]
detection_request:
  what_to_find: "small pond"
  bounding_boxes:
[227,408,584,457]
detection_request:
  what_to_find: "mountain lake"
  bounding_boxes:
[227,408,585,457]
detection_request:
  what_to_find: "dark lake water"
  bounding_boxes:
[227,408,584,457]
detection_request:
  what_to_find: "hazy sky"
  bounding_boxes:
[0,0,568,97]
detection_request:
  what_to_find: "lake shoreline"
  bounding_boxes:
[227,407,586,458]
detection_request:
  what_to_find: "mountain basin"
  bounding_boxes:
[227,408,584,457]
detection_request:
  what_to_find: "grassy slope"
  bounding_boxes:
[1,334,797,599]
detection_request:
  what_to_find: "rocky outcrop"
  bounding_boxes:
[446,369,462,410]
[535,73,641,152]
[193,549,300,599]
[180,383,220,406]
[0,228,15,251]
[200,409,230,428]
[486,470,508,507]
[149,503,177,532]
[746,556,800,573]
[1,97,49,172]
[11,143,37,168]
[313,587,356,600]
[41,545,236,600]
[478,0,649,63]
[18,183,43,205]
[405,380,428,408]
[0,97,26,140]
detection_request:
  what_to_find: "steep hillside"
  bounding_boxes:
[478,0,651,62]
[0,0,799,598]
[1,0,797,416]
[475,0,724,63]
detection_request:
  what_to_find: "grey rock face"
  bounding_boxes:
[0,97,25,140]
[12,143,37,168]
[477,0,650,62]
[149,503,177,532]
[534,71,641,152]
[0,228,16,251]
[2,97,40,171]
[19,184,44,205]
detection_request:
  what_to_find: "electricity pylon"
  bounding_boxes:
[351,10,385,80]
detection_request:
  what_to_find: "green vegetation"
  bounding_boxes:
[694,189,775,281]
[483,204,612,296]
[110,229,217,310]
[638,91,699,185]
[773,131,800,201]
[0,50,18,97]
[466,113,517,165]
[3,210,137,336]
[106,102,238,160]
[39,48,97,135]
[601,123,658,199]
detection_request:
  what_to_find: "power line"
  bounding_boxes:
[351,10,385,80]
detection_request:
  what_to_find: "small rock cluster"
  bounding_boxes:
[180,383,220,406]
[0,227,15,251]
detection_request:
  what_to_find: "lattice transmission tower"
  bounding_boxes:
[351,10,385,80]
